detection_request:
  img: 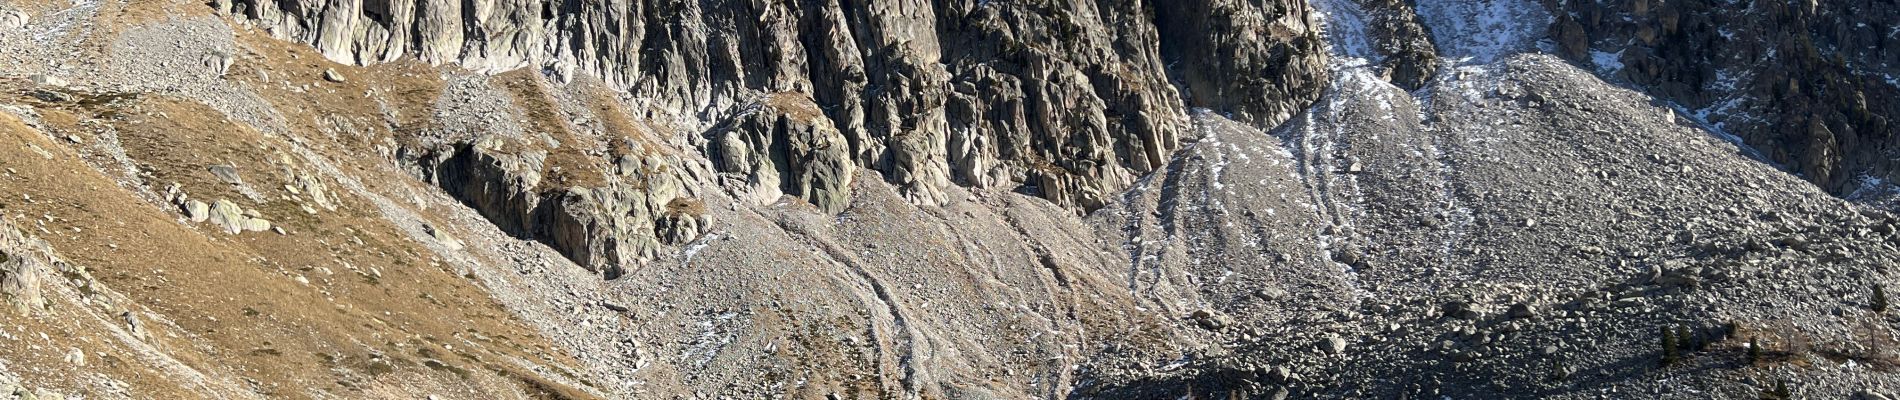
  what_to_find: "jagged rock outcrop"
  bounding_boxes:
[421,135,706,278]
[220,0,1328,213]
[0,215,97,317]
[1541,0,1900,193]
[1355,0,1439,89]
[712,93,856,214]
[0,220,47,314]
[1156,0,1330,125]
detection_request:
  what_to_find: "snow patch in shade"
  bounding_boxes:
[1413,0,1551,64]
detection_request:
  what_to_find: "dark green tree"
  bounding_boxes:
[1661,326,1680,367]
[1748,336,1763,365]
[1874,284,1889,313]
[1760,379,1792,400]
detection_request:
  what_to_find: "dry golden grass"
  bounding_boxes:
[0,34,602,400]
[491,69,610,191]
[0,112,210,400]
[579,80,666,159]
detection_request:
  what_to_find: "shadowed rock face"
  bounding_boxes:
[1156,0,1331,123]
[1353,0,1439,89]
[1542,0,1900,194]
[218,0,1329,214]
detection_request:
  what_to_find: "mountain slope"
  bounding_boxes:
[0,0,1897,398]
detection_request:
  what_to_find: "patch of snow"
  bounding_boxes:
[1309,0,1381,69]
[1413,0,1553,64]
[681,231,721,265]
[1849,174,1900,201]
[681,311,743,367]
[1159,357,1190,371]
[1590,49,1625,74]
[1707,69,1743,93]
[1674,102,1771,163]
[1695,96,1744,123]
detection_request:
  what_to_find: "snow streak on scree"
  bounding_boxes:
[1295,0,1550,298]
[1300,0,1388,299]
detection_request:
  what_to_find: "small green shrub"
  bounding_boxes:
[1661,326,1680,367]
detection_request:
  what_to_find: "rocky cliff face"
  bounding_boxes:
[711,93,856,214]
[216,0,1333,277]
[1154,0,1330,124]
[1543,0,1900,195]
[220,0,1328,214]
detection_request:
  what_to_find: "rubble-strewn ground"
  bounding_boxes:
[1,0,1898,398]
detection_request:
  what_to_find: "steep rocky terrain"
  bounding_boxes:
[0,0,1897,398]
[1543,0,1900,199]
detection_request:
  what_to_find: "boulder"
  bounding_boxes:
[207,164,243,185]
[1189,309,1232,331]
[1507,303,1535,319]
[0,222,47,314]
[423,224,463,251]
[1321,336,1348,354]
[1444,301,1483,320]
[27,74,64,87]
[184,200,210,222]
[201,200,270,234]
[239,217,272,233]
[203,50,234,77]
[0,10,26,31]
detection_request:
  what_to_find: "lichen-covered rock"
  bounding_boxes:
[206,199,270,234]
[183,200,209,222]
